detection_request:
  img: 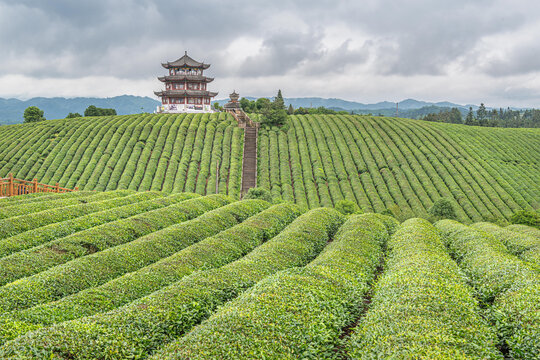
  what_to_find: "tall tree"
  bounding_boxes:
[274,89,286,110]
[450,108,463,123]
[477,103,488,126]
[261,90,288,126]
[465,107,477,126]
[23,106,46,123]
[287,104,294,115]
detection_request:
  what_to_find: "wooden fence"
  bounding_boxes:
[0,173,78,197]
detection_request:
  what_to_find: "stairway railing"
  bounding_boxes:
[226,109,258,128]
[0,173,78,197]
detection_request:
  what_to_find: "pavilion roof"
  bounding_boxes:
[224,102,241,109]
[161,52,210,69]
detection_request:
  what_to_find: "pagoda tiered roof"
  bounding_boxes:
[161,52,210,69]
[224,90,241,109]
[154,90,218,98]
[158,75,214,83]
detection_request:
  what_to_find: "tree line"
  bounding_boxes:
[213,90,351,127]
[23,105,117,123]
[423,104,540,128]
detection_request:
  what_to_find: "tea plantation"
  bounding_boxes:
[0,113,538,222]
[0,192,537,358]
[0,113,538,358]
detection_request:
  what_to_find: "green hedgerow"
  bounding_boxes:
[510,210,540,229]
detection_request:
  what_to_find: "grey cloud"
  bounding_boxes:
[284,0,532,76]
[239,31,325,76]
[299,40,370,75]
[0,0,265,78]
[0,0,540,105]
[1,0,538,78]
[480,45,540,77]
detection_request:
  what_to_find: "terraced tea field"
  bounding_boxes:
[259,115,539,222]
[0,192,538,359]
[0,113,243,197]
[0,114,538,222]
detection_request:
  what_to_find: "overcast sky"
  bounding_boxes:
[1,0,539,107]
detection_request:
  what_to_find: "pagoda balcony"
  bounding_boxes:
[154,90,218,98]
[158,75,214,83]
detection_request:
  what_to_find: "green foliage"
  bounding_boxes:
[0,113,244,197]
[1,205,328,359]
[294,106,349,115]
[422,107,462,124]
[23,106,45,123]
[472,222,540,269]
[510,210,540,228]
[0,195,231,313]
[243,187,272,202]
[0,191,163,257]
[65,112,82,118]
[260,90,287,127]
[346,218,501,359]
[239,91,288,126]
[0,200,272,344]
[1,188,539,358]
[335,199,360,215]
[257,114,539,224]
[429,198,457,220]
[465,106,477,125]
[287,104,294,115]
[380,208,395,217]
[0,113,537,222]
[506,224,540,238]
[477,103,488,126]
[0,191,135,239]
[0,191,91,207]
[436,220,540,359]
[84,105,117,117]
[155,214,394,359]
[0,193,201,291]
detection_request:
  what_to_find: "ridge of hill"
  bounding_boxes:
[0,113,538,222]
[2,95,528,126]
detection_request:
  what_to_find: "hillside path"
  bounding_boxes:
[241,125,258,195]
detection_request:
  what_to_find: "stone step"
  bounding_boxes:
[241,120,258,196]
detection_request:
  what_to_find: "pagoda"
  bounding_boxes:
[154,52,218,113]
[224,90,241,110]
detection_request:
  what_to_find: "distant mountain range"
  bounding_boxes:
[0,95,523,125]
[0,96,160,125]
[214,97,482,112]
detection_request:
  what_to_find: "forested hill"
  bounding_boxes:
[0,113,538,223]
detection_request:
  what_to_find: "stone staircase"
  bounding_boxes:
[225,108,258,196]
[241,125,258,196]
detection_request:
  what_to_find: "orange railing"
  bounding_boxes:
[0,173,78,197]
